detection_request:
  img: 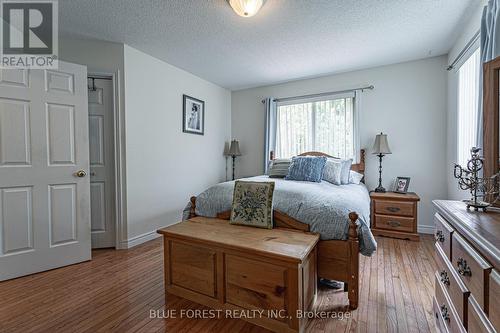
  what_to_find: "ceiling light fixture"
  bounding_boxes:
[228,0,265,18]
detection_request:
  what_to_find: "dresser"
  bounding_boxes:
[370,192,420,241]
[433,200,500,333]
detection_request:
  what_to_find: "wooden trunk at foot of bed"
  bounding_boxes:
[188,196,360,310]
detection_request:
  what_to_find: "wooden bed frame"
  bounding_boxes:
[188,149,366,310]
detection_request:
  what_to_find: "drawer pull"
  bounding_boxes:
[386,206,401,213]
[440,304,450,322]
[435,230,445,243]
[439,270,450,286]
[457,258,472,276]
[274,285,286,296]
[388,221,401,227]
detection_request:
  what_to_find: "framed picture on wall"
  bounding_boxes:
[394,176,411,193]
[182,94,205,135]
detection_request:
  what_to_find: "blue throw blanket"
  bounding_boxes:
[183,176,377,256]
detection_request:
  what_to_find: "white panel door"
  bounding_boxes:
[0,62,90,281]
[88,78,115,248]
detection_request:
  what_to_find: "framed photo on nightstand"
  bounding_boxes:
[394,176,411,193]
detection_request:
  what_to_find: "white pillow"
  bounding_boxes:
[322,159,343,185]
[349,170,364,184]
[340,159,353,184]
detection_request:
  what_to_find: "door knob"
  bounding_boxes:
[75,170,87,178]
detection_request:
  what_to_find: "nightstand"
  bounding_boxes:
[370,192,420,241]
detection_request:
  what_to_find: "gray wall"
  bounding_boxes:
[123,45,231,240]
[231,56,448,232]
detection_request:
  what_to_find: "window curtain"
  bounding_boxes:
[264,97,277,173]
[353,91,361,163]
[477,0,500,148]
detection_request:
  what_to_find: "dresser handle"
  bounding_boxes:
[388,221,401,227]
[435,230,445,243]
[440,270,450,286]
[274,285,286,296]
[386,206,400,213]
[457,258,472,276]
[440,304,450,322]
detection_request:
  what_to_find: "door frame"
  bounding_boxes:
[88,71,127,249]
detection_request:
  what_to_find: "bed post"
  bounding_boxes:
[359,149,366,174]
[347,212,359,310]
[189,196,197,219]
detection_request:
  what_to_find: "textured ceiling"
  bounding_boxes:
[59,0,480,90]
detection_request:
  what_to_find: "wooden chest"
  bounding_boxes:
[433,200,500,333]
[157,217,319,333]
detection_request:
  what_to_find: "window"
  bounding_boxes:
[457,48,480,166]
[275,94,356,160]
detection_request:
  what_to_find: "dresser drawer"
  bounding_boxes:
[435,272,467,333]
[434,296,450,333]
[468,296,496,333]
[374,214,414,233]
[374,200,414,217]
[451,233,493,310]
[489,269,500,329]
[435,242,470,326]
[434,213,454,259]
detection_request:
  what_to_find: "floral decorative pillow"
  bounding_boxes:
[230,181,275,229]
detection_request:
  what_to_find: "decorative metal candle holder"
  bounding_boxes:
[454,147,499,212]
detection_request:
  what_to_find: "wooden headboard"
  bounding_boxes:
[270,149,366,175]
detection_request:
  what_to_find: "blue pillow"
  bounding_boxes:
[285,156,327,182]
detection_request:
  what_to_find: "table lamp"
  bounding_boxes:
[226,140,242,180]
[372,132,392,192]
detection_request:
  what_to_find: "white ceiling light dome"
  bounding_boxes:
[228,0,265,17]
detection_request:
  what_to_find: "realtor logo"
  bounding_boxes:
[1,0,58,68]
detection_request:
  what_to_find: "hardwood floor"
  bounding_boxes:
[0,235,438,333]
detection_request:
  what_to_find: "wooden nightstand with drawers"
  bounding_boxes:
[370,191,420,241]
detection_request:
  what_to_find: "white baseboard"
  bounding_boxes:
[418,225,435,235]
[120,230,161,249]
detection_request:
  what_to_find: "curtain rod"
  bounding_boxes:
[88,75,113,80]
[447,30,480,71]
[261,85,374,104]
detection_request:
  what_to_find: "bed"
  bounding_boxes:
[186,149,374,309]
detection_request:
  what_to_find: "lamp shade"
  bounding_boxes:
[227,140,242,156]
[228,0,264,17]
[372,132,392,155]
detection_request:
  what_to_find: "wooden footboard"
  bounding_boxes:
[317,212,359,310]
[188,196,360,310]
